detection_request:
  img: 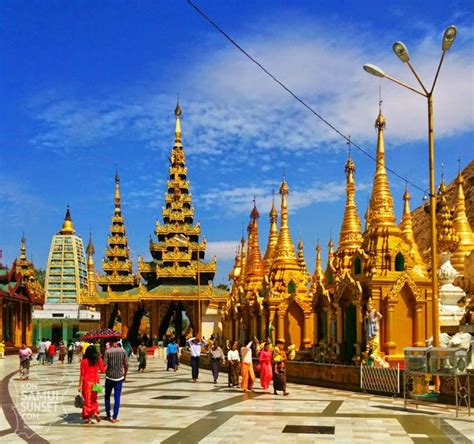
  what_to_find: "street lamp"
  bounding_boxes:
[363,26,458,356]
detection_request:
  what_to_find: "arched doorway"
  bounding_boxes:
[342,303,357,363]
[392,284,415,354]
[284,301,304,350]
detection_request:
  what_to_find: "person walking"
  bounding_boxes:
[48,342,56,365]
[209,342,225,384]
[45,338,51,364]
[58,342,67,364]
[227,341,240,388]
[187,336,207,383]
[258,342,273,391]
[0,340,5,359]
[273,340,289,396]
[137,342,147,372]
[240,339,256,392]
[19,343,33,380]
[78,345,105,424]
[166,338,179,372]
[104,340,128,423]
[67,340,75,364]
[37,338,46,365]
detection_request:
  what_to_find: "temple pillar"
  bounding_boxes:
[251,313,258,340]
[62,321,68,343]
[100,306,107,328]
[326,309,332,344]
[17,302,23,347]
[313,310,319,344]
[277,310,285,343]
[150,301,158,340]
[414,304,424,347]
[384,303,396,355]
[26,310,32,347]
[336,306,343,344]
[121,303,129,337]
[303,313,312,349]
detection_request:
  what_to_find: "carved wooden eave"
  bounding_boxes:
[334,272,363,305]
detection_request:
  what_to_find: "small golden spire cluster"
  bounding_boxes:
[436,178,459,254]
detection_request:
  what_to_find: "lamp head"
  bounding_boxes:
[442,25,457,51]
[363,64,386,78]
[393,41,410,62]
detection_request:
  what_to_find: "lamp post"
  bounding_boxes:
[363,26,457,354]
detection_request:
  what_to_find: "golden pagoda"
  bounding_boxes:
[264,178,313,350]
[81,103,227,345]
[97,172,136,292]
[262,196,278,274]
[86,232,96,297]
[14,235,45,307]
[451,171,474,273]
[352,108,432,362]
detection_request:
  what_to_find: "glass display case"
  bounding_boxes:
[429,347,468,376]
[404,347,430,373]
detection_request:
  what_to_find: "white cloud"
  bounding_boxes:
[206,240,240,261]
[198,180,362,218]
[27,17,474,160]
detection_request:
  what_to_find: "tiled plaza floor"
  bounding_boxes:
[0,355,472,443]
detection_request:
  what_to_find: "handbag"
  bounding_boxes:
[92,383,103,393]
[74,394,84,409]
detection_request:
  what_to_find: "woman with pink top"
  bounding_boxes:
[258,342,273,391]
[19,343,33,380]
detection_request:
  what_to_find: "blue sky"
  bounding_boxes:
[1,0,473,285]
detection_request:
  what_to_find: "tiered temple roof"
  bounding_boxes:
[138,102,216,287]
[97,173,136,291]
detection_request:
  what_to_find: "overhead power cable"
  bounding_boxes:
[187,0,427,195]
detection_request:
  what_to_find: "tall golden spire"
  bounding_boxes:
[436,177,459,254]
[297,239,307,272]
[451,171,474,272]
[175,100,182,147]
[59,206,75,235]
[273,178,297,263]
[245,200,264,280]
[367,108,396,228]
[338,152,362,250]
[86,230,96,294]
[114,171,121,213]
[20,234,26,260]
[97,174,135,291]
[313,242,324,281]
[326,238,335,271]
[240,235,247,280]
[263,195,278,272]
[400,185,425,271]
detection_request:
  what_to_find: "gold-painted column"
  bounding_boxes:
[251,313,257,339]
[277,311,285,343]
[384,303,396,355]
[414,304,424,347]
[336,306,343,344]
[303,313,312,349]
[150,301,158,339]
[121,303,129,337]
[100,306,107,328]
[26,310,32,346]
[17,302,23,347]
[313,311,319,344]
[326,309,332,344]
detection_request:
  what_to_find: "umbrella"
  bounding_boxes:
[80,328,122,341]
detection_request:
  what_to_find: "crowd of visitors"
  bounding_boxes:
[15,332,290,425]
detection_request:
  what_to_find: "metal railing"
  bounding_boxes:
[360,363,400,395]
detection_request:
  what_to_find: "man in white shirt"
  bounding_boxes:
[240,339,256,392]
[187,336,207,382]
[227,341,240,387]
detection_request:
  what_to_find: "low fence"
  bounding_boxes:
[360,363,400,395]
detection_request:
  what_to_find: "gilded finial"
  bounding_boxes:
[175,99,182,146]
[86,229,95,257]
[20,233,26,260]
[60,205,75,235]
[437,177,458,253]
